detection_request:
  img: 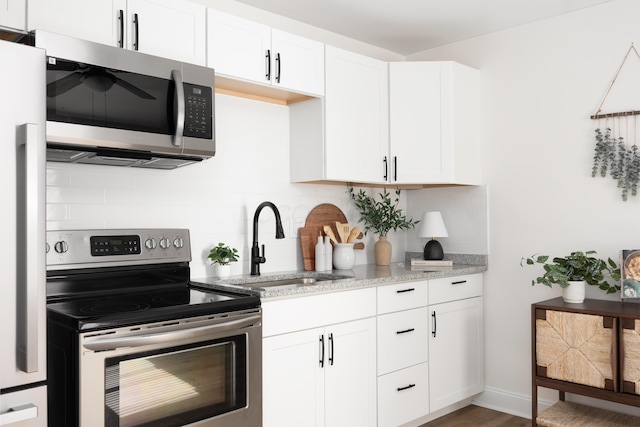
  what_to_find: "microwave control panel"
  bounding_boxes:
[183,83,213,139]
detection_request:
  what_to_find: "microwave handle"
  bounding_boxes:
[172,69,185,147]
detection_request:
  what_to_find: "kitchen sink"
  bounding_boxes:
[218,273,354,291]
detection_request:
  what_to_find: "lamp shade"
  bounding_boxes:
[418,212,448,238]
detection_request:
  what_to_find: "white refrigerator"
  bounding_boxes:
[0,40,47,426]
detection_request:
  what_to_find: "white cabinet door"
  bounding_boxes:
[0,0,26,30]
[271,29,324,95]
[127,0,205,65]
[263,317,376,427]
[28,0,124,47]
[207,10,324,96]
[206,9,270,83]
[324,317,377,427]
[28,0,205,64]
[389,61,480,185]
[323,46,388,183]
[428,296,484,412]
[263,327,325,427]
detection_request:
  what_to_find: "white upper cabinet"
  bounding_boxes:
[207,9,324,96]
[290,46,389,184]
[389,61,480,185]
[0,0,26,31]
[27,0,206,65]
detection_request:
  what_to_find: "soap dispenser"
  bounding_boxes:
[324,235,333,270]
[315,235,325,272]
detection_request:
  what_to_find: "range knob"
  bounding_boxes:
[145,238,157,250]
[173,237,184,249]
[159,238,171,249]
[54,240,69,254]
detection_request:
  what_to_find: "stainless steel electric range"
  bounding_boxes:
[46,229,262,427]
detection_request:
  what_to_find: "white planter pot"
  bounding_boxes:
[216,264,231,278]
[563,280,586,303]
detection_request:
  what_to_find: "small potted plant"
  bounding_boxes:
[208,243,239,278]
[521,250,620,303]
[348,187,419,266]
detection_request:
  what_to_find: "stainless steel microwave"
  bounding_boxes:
[34,31,215,169]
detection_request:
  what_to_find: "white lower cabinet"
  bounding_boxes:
[378,362,429,427]
[262,288,377,427]
[428,275,484,412]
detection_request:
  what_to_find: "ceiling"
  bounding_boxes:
[233,0,616,55]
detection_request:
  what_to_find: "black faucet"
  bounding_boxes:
[251,201,285,276]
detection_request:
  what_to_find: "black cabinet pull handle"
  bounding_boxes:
[133,13,139,50]
[397,384,416,392]
[328,333,334,366]
[396,288,415,294]
[394,156,397,181]
[396,328,415,335]
[118,9,124,48]
[319,334,324,367]
[432,311,437,337]
[451,280,467,285]
[275,52,281,83]
[383,156,388,180]
[265,49,271,81]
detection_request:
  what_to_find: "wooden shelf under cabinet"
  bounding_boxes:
[531,297,640,426]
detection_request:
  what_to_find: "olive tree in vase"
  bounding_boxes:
[348,187,419,266]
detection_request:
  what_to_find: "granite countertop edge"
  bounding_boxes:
[192,253,487,299]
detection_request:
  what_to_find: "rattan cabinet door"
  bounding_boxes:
[623,318,640,395]
[535,309,616,390]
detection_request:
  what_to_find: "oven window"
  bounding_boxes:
[104,336,246,427]
[46,58,175,135]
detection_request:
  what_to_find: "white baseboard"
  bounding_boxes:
[471,386,555,420]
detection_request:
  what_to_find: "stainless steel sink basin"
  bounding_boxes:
[225,273,354,291]
[240,277,322,289]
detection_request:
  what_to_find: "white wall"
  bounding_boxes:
[408,0,640,416]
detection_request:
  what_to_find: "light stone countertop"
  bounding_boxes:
[191,253,487,300]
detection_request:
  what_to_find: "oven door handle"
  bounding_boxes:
[82,315,261,351]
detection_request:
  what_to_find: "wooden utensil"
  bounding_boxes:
[336,222,352,243]
[347,226,361,243]
[323,225,338,244]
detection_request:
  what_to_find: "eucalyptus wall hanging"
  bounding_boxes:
[591,43,640,201]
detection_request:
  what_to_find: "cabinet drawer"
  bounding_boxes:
[377,280,428,314]
[262,287,376,337]
[378,362,429,427]
[429,273,482,305]
[377,308,429,375]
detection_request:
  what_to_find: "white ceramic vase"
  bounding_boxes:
[216,264,231,278]
[563,280,586,303]
[333,243,355,270]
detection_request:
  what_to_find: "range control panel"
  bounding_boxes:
[46,229,191,270]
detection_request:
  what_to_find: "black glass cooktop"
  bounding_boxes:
[47,283,260,331]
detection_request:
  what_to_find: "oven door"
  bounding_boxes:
[78,309,261,427]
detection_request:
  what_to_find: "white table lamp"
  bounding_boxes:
[418,211,448,260]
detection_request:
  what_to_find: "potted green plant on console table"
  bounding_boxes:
[348,187,419,266]
[521,250,620,303]
[208,243,239,278]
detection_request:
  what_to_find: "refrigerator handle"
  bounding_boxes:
[18,123,44,374]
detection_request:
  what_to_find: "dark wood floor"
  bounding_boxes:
[420,405,529,427]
